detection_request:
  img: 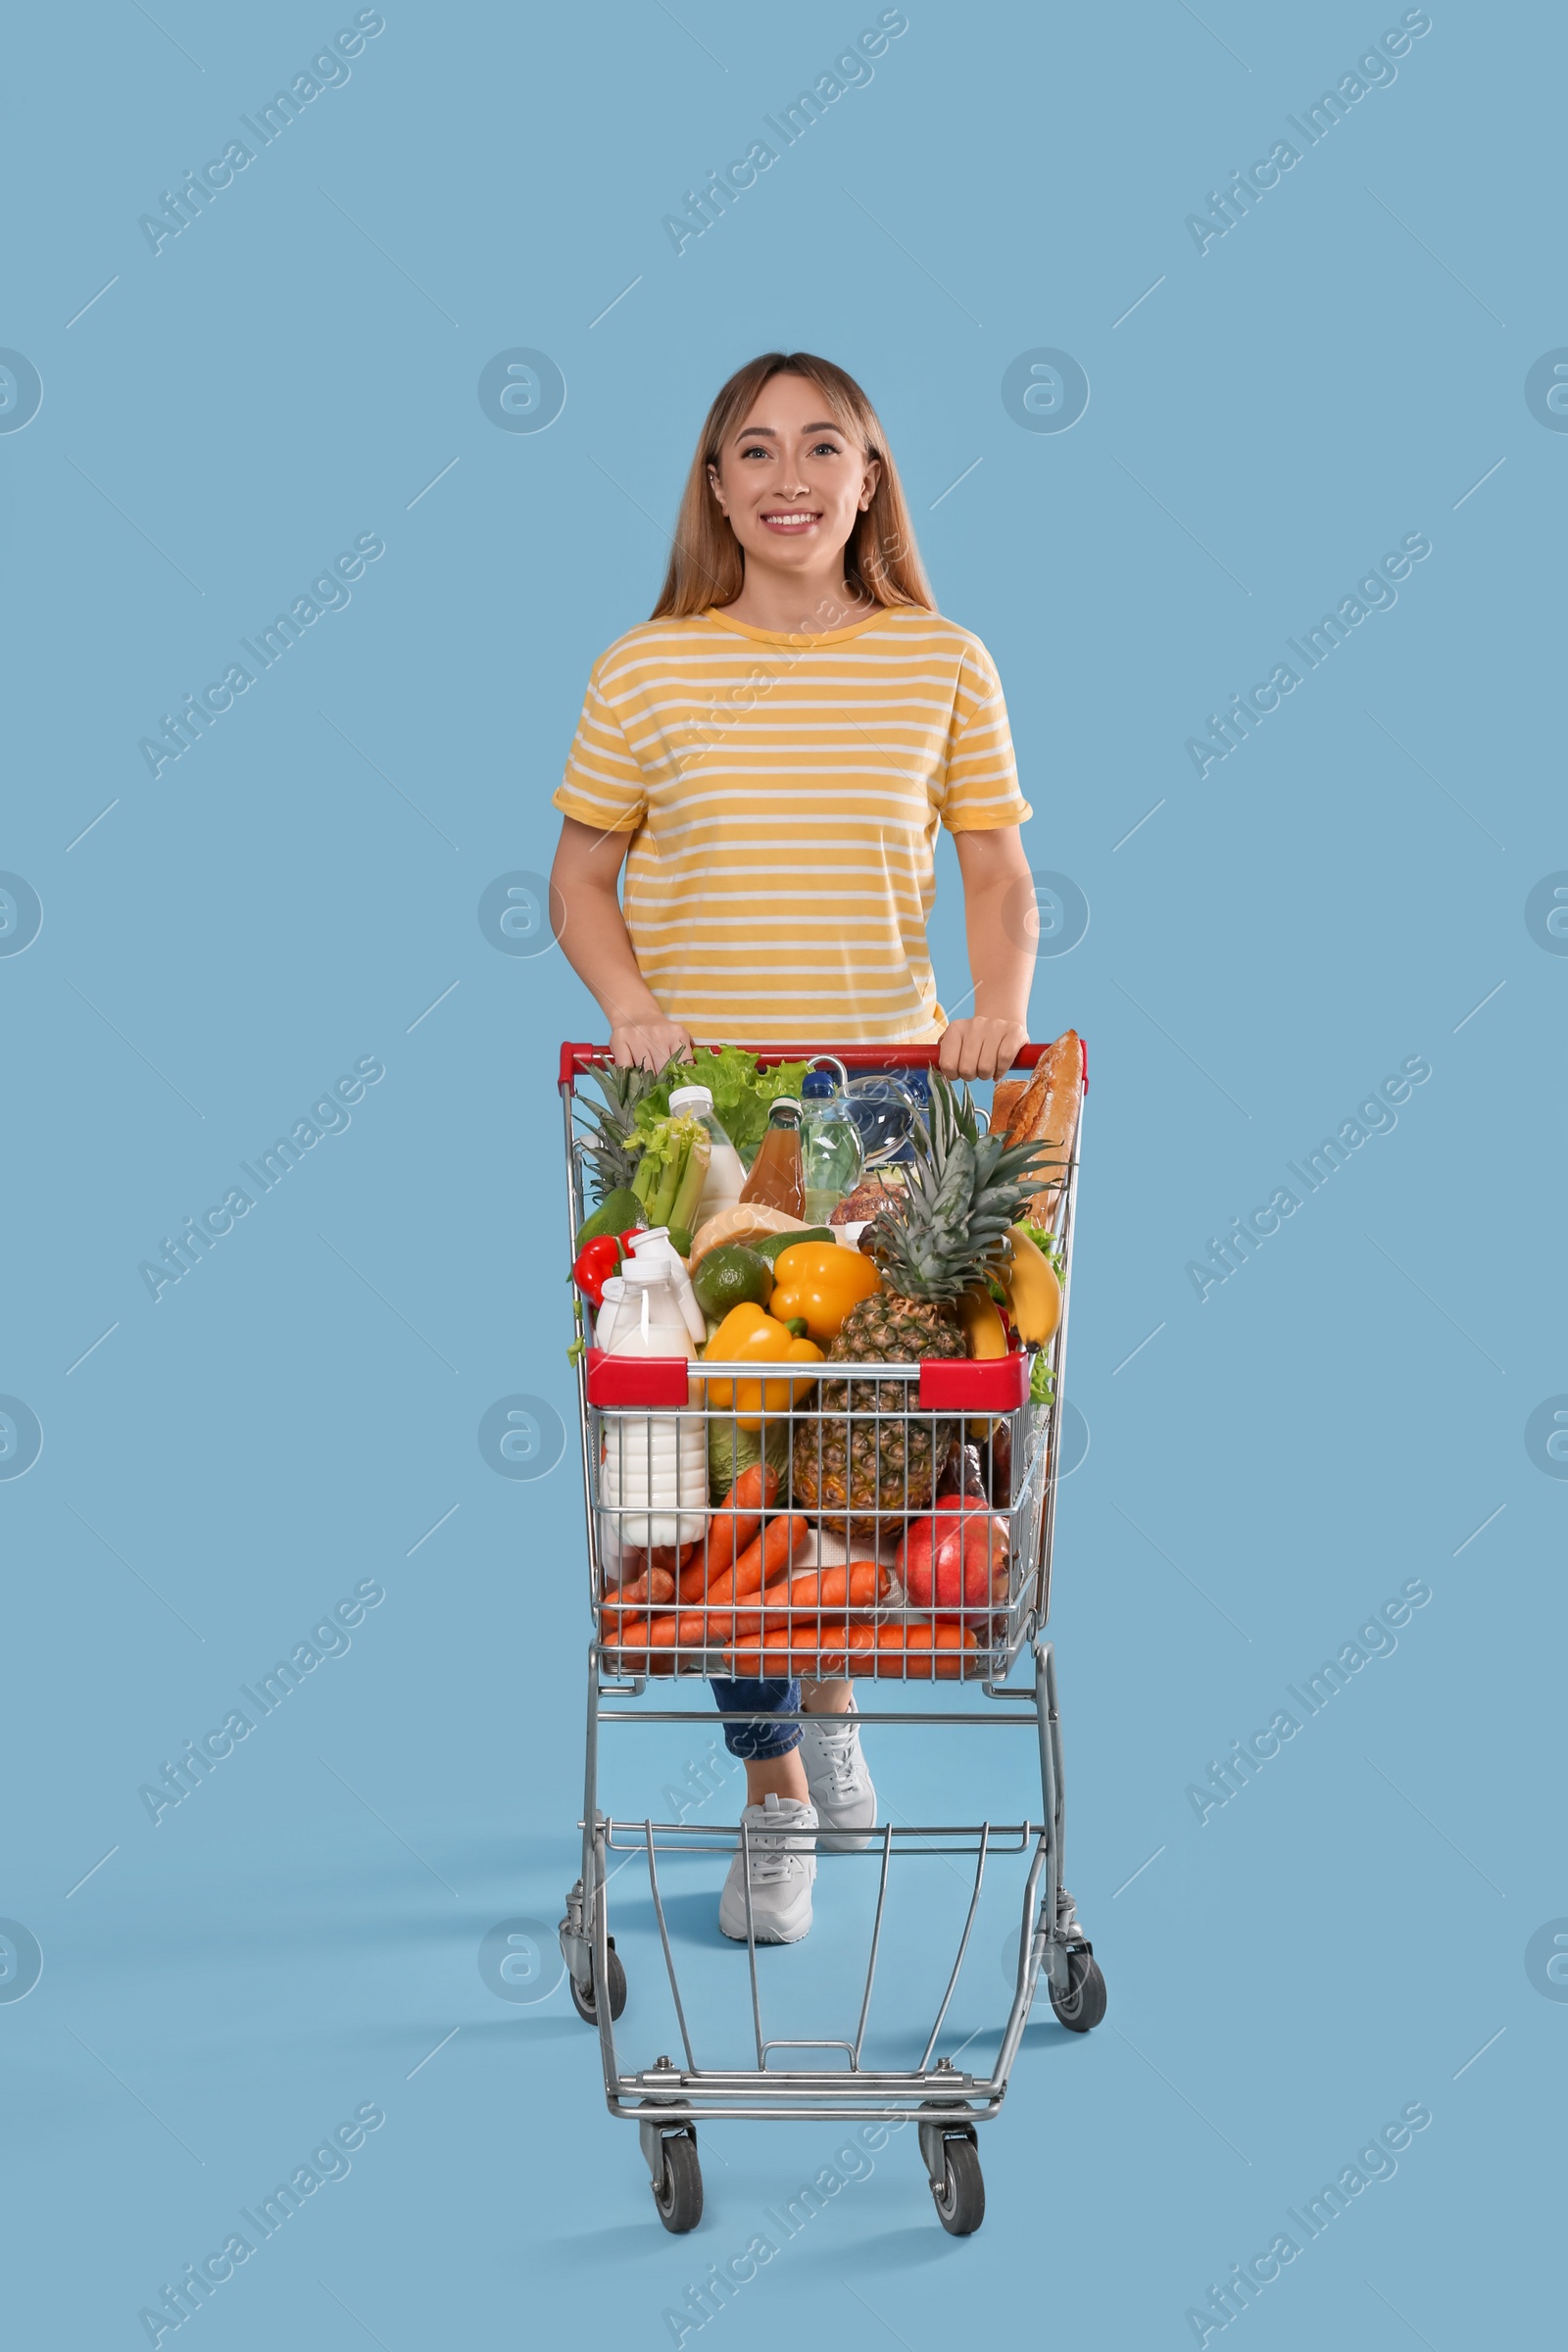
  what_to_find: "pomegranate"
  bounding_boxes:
[897,1496,1009,1619]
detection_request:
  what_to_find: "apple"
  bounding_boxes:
[898,1497,1009,1619]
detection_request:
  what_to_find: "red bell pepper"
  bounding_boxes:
[571,1234,622,1307]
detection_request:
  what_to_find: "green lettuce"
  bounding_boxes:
[1021,1222,1066,1278]
[633,1045,808,1160]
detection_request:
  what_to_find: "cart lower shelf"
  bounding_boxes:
[558,1639,1106,2233]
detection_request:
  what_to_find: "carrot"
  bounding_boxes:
[677,1462,778,1600]
[602,1603,715,1670]
[728,1619,878,1678]
[622,1538,700,1586]
[601,1612,652,1659]
[696,1515,808,1648]
[832,1559,887,1609]
[770,1617,880,1677]
[644,1610,715,1649]
[702,1514,807,1608]
[764,1625,852,1678]
[759,1560,885,1612]
[727,1560,887,1642]
[872,1620,978,1679]
[847,1621,886,1675]
[618,1566,675,1607]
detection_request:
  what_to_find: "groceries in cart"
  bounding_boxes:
[568,1036,1085,1681]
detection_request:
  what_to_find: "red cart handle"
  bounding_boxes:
[559,1038,1088,1092]
[585,1345,1029,1412]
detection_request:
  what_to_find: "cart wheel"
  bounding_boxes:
[1050,1943,1106,2034]
[653,2132,704,2233]
[568,1937,627,2025]
[931,2138,985,2235]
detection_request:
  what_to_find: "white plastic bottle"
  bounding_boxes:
[624,1226,707,1345]
[595,1262,709,1552]
[668,1084,747,1222]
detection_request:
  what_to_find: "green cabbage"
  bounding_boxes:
[708,1415,791,1502]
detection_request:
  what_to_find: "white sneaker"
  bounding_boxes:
[799,1708,877,1853]
[718,1794,817,1943]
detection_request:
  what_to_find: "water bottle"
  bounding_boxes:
[800,1068,864,1225]
[595,1263,708,1552]
[844,1071,920,1167]
[885,1068,930,1164]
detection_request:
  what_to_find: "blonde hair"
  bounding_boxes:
[651,351,934,620]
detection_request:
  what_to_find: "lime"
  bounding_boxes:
[692,1244,774,1319]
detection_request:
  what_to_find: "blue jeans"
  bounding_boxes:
[710,1678,802,1761]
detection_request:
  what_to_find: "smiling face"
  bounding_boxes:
[708,371,880,590]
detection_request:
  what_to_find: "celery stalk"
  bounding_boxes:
[667,1131,710,1238]
[631,1150,661,1212]
[635,1114,706,1228]
[648,1142,679,1226]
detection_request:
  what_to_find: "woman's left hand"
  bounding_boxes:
[937,1016,1028,1082]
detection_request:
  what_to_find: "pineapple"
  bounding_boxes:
[792,1075,1059,1537]
[577,1056,682,1204]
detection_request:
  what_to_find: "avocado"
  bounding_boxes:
[575,1188,643,1249]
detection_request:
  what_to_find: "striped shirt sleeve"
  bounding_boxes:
[554,657,648,832]
[939,637,1032,831]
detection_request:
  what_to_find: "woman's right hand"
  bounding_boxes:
[610,1017,694,1070]
[551,821,692,1072]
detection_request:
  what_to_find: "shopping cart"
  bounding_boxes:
[556,1041,1105,2235]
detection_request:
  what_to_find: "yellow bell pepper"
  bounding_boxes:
[767,1242,881,1345]
[702,1302,823,1428]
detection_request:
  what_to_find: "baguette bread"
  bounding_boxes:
[1004,1059,1052,1153]
[1012,1029,1082,1226]
[990,1078,1027,1135]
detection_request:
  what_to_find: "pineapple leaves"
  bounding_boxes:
[864,1071,1066,1300]
[575,1054,687,1205]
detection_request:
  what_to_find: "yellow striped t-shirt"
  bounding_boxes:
[553,605,1030,1044]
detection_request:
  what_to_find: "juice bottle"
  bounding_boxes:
[738,1097,806,1219]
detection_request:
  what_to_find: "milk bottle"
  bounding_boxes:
[667,1084,747,1221]
[595,1262,709,1552]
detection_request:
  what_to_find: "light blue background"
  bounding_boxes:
[3,2,1561,2344]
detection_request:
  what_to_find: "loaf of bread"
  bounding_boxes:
[990,1078,1027,1135]
[1007,1029,1082,1228]
[688,1203,809,1267]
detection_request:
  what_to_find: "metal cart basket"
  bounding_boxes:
[556,1041,1105,2235]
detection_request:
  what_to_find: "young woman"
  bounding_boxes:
[551,352,1036,1943]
